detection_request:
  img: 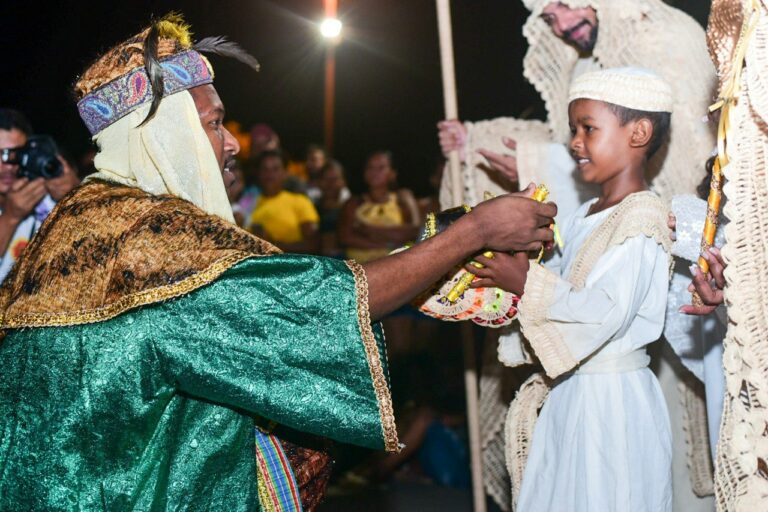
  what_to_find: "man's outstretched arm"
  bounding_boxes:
[364,188,556,320]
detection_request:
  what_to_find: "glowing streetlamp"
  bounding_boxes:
[319,18,343,40]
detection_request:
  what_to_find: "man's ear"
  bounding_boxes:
[629,118,653,149]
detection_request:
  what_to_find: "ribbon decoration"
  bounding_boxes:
[694,0,761,306]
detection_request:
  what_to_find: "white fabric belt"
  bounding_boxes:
[575,348,650,375]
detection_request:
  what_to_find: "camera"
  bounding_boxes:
[0,135,63,180]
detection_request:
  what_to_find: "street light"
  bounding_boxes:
[319,17,343,40]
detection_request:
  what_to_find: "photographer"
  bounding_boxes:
[0,109,79,282]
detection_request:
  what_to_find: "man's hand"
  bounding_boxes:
[468,183,556,253]
[477,137,518,182]
[680,247,726,316]
[4,178,46,223]
[465,251,530,295]
[362,183,556,320]
[437,119,467,161]
[45,155,80,201]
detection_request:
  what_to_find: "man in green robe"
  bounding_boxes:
[0,16,556,511]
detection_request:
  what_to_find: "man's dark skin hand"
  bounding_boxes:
[363,183,556,319]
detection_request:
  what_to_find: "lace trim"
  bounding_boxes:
[680,377,715,496]
[0,252,257,328]
[518,264,578,378]
[567,192,672,288]
[505,373,550,507]
[711,8,768,504]
[344,260,399,453]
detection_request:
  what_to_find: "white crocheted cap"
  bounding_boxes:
[568,67,674,112]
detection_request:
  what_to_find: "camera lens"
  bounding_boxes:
[38,156,62,179]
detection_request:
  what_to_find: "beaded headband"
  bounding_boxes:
[77,50,213,135]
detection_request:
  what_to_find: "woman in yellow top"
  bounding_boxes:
[339,151,421,263]
[249,150,320,254]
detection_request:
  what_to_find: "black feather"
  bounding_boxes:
[193,36,260,72]
[139,22,165,127]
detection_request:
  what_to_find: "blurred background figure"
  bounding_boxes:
[418,158,445,221]
[249,123,280,157]
[0,108,79,284]
[314,159,350,258]
[303,144,330,202]
[338,150,420,264]
[227,160,248,227]
[249,149,319,254]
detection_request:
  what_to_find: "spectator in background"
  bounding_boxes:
[249,123,306,194]
[249,123,280,157]
[303,144,329,202]
[232,158,261,230]
[418,159,445,220]
[0,109,79,283]
[314,159,349,258]
[339,150,420,263]
[226,160,247,227]
[249,149,319,254]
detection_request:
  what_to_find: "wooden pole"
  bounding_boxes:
[436,2,486,511]
[323,0,339,152]
[324,47,336,153]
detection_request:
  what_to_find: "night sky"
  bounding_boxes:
[3,1,709,196]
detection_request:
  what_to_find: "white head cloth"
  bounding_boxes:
[568,67,674,112]
[87,90,235,223]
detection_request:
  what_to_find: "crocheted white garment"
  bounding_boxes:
[707,1,768,508]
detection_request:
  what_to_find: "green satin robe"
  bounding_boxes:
[0,255,394,511]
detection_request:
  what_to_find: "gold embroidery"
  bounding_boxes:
[344,260,399,453]
[0,181,281,329]
[0,252,257,328]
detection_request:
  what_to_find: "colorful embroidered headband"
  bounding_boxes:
[77,50,213,135]
[74,13,260,136]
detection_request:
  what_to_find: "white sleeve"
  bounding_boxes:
[517,235,669,378]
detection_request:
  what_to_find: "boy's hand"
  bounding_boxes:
[465,251,530,295]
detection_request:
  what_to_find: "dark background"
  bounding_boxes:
[2,1,710,195]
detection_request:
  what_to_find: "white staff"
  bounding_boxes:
[436,2,486,511]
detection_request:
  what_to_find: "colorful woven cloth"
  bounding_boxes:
[255,428,303,512]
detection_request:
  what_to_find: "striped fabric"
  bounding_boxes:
[254,427,303,512]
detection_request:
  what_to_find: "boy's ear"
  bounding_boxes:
[629,118,653,149]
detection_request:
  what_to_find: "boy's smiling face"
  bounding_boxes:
[568,99,637,184]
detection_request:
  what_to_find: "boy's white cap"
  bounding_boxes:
[568,67,673,113]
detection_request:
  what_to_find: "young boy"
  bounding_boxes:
[469,67,674,511]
